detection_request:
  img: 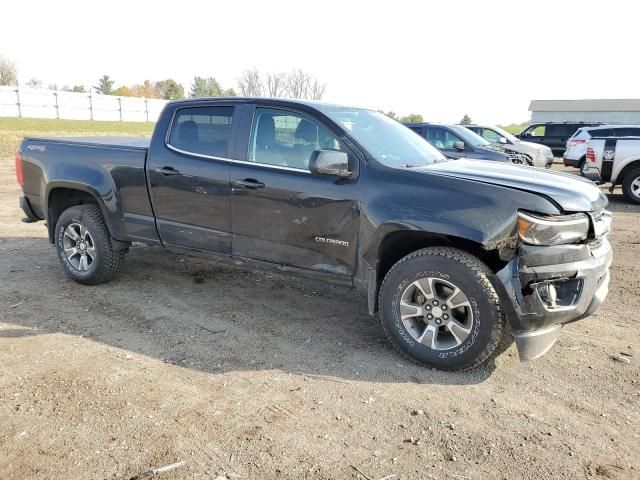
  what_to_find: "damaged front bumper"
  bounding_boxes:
[495,237,613,361]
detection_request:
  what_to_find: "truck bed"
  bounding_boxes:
[24,136,150,150]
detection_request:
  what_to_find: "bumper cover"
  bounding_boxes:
[19,196,39,223]
[563,156,580,167]
[496,238,612,360]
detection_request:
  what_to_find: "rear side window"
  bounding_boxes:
[590,128,613,137]
[614,127,640,136]
[168,106,234,157]
[546,125,571,137]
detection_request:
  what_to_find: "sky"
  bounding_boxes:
[2,0,639,124]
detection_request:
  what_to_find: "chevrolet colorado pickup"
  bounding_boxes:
[16,98,613,370]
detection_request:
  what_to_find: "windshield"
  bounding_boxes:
[487,125,520,144]
[318,107,446,168]
[447,125,491,148]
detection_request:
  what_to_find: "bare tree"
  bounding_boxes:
[284,69,311,99]
[310,79,326,100]
[237,69,263,97]
[266,72,286,98]
[0,55,17,86]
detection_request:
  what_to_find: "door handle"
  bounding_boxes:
[232,179,265,190]
[155,166,180,176]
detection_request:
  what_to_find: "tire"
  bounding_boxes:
[578,158,587,176]
[55,204,126,285]
[621,168,640,205]
[378,247,505,371]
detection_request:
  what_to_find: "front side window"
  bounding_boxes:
[424,128,463,150]
[168,106,234,157]
[249,108,345,170]
[529,125,546,137]
[480,128,503,143]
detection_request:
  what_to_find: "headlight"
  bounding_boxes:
[543,147,553,157]
[517,211,589,245]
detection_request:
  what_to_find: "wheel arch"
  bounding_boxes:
[367,229,508,315]
[45,182,121,247]
[615,159,640,186]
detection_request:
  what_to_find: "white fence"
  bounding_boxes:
[0,86,169,122]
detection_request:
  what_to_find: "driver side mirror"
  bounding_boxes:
[309,150,351,177]
[453,141,465,151]
[498,136,508,144]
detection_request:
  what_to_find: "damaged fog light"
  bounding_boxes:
[535,278,584,310]
[539,283,558,308]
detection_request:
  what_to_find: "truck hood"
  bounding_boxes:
[420,159,608,212]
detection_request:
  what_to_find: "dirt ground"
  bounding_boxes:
[1,153,639,480]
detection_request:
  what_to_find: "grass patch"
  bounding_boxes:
[0,117,154,157]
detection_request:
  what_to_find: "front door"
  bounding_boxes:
[147,104,237,253]
[229,106,360,277]
[422,126,467,158]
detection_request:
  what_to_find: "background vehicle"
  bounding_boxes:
[517,122,601,155]
[464,124,553,168]
[583,137,640,204]
[405,122,531,164]
[16,98,612,371]
[564,125,640,174]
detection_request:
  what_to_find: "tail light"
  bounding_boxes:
[569,139,587,146]
[586,147,596,163]
[15,151,24,186]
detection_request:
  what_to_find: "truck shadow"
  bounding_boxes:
[0,237,506,385]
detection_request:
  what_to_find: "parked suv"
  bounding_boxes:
[464,124,553,168]
[564,125,640,174]
[517,122,601,155]
[405,123,530,164]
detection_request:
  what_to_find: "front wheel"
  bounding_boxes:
[378,247,506,371]
[622,168,640,205]
[55,204,126,285]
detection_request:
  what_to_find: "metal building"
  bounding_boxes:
[529,99,640,123]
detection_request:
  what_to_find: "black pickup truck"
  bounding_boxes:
[16,98,613,370]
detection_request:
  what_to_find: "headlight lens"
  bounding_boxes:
[543,147,553,157]
[517,211,589,245]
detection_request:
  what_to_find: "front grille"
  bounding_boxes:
[506,151,532,165]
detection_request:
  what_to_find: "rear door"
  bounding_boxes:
[229,105,360,277]
[147,104,237,253]
[546,124,575,151]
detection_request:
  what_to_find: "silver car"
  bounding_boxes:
[465,125,554,168]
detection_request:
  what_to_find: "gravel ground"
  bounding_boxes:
[1,157,639,480]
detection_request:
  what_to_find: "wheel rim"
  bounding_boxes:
[399,277,474,350]
[62,223,96,271]
[631,176,640,199]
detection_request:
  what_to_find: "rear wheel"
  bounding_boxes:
[578,157,587,176]
[378,247,506,371]
[622,168,640,204]
[55,205,126,285]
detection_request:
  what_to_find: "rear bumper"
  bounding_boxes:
[563,156,581,167]
[495,238,613,360]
